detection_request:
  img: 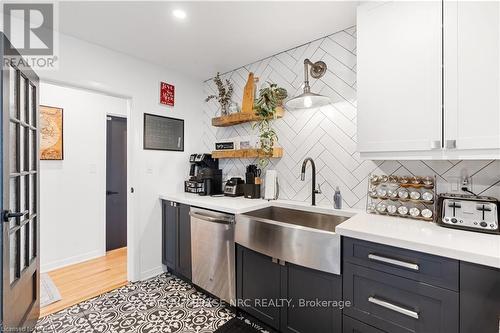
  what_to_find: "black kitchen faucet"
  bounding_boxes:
[300,157,321,206]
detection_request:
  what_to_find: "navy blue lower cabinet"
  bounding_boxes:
[343,262,459,333]
[343,237,459,291]
[161,200,192,281]
[177,203,192,280]
[460,262,500,333]
[236,245,283,329]
[281,263,342,333]
[162,200,177,269]
[343,315,386,333]
[341,237,500,333]
[236,245,343,332]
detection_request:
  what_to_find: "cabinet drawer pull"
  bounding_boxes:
[368,254,419,271]
[368,296,419,319]
[430,140,441,149]
[445,139,457,149]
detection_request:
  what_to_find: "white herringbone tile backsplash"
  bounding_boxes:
[202,26,500,209]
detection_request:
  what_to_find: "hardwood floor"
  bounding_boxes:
[40,247,128,317]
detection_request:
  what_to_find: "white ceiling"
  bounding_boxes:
[58,1,358,79]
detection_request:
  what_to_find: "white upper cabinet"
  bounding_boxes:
[357,1,443,158]
[444,1,500,158]
[357,1,500,159]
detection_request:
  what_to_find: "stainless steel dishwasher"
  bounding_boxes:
[190,207,235,303]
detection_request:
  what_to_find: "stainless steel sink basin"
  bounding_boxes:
[235,206,353,275]
[243,206,350,232]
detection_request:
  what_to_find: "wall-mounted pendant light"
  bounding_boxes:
[285,59,330,109]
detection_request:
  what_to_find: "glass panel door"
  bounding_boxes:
[2,35,40,329]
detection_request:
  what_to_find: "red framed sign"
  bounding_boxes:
[160,81,175,106]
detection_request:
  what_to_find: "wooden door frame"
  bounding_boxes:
[39,81,137,282]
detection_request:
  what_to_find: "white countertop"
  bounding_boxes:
[159,192,359,216]
[160,192,500,269]
[336,213,500,269]
[159,192,270,214]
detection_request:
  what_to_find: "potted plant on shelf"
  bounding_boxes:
[253,82,288,168]
[205,72,236,116]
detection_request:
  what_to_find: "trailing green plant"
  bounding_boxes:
[253,82,288,168]
[205,72,234,116]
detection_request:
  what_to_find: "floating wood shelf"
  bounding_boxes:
[211,107,285,127]
[212,147,284,159]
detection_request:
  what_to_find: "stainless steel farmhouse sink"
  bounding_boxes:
[243,206,350,232]
[235,206,353,275]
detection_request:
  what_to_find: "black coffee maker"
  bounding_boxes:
[197,168,223,196]
[184,154,222,195]
[188,154,218,179]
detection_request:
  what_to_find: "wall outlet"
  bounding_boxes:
[445,175,474,193]
[446,176,461,192]
[461,176,473,192]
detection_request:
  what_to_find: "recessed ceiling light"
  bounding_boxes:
[172,9,187,20]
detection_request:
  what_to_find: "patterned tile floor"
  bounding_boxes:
[35,273,238,333]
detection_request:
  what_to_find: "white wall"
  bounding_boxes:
[39,33,204,280]
[39,83,127,272]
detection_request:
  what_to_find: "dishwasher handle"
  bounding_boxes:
[189,211,234,225]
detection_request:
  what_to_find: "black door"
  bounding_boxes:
[1,34,40,329]
[106,116,127,251]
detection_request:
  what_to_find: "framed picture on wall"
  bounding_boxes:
[143,113,184,151]
[40,105,64,160]
[159,81,175,106]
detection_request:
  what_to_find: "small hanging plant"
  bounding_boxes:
[205,72,234,116]
[253,82,288,168]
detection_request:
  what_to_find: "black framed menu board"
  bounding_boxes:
[143,113,184,151]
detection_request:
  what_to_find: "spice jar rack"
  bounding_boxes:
[366,174,436,221]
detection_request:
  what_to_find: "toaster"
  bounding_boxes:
[437,193,499,234]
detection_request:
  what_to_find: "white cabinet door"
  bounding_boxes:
[444,1,500,156]
[357,1,443,155]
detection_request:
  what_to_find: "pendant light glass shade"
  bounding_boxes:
[285,59,331,110]
[286,91,331,109]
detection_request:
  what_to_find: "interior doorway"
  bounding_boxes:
[37,83,130,317]
[106,116,127,251]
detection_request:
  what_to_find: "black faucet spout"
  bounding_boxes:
[300,157,319,206]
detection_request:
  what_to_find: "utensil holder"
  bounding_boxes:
[243,184,260,199]
[245,172,255,184]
